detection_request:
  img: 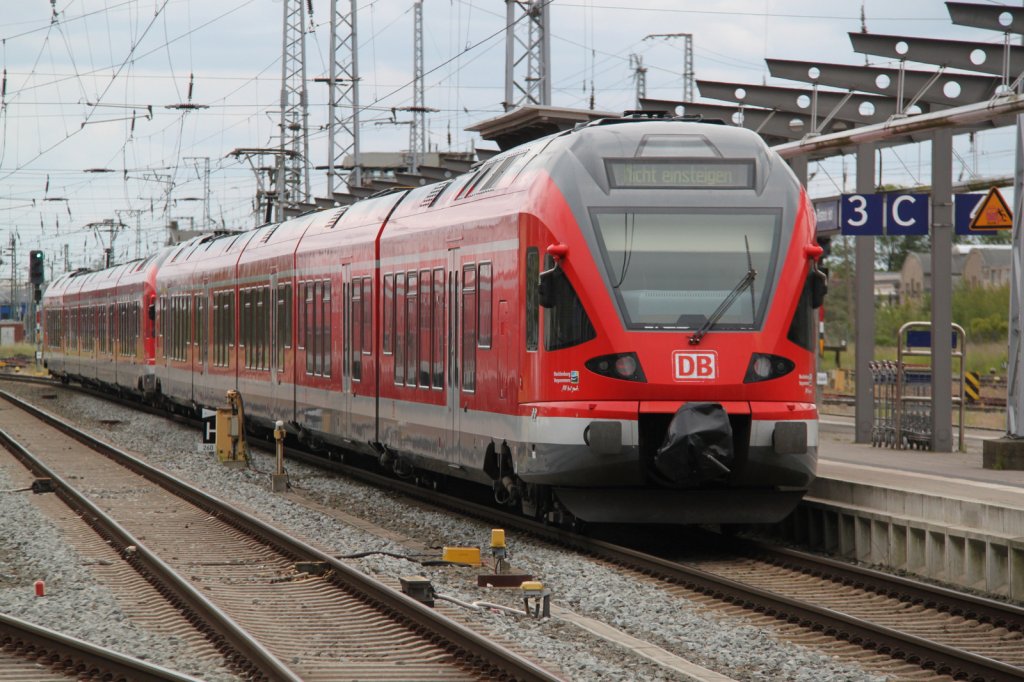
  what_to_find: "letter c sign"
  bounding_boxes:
[886,193,929,236]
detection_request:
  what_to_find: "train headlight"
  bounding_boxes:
[744,353,795,383]
[585,352,647,382]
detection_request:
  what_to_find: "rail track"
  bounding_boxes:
[9,373,1024,680]
[271,439,1024,681]
[0,612,203,682]
[0,387,560,682]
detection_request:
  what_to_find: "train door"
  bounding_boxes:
[268,271,285,421]
[195,282,208,387]
[498,299,510,401]
[446,249,461,455]
[339,264,353,438]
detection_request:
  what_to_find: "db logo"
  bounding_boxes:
[673,351,718,381]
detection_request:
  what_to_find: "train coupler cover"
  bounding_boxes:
[654,402,734,485]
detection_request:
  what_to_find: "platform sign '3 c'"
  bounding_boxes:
[840,193,929,237]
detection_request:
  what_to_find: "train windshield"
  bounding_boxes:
[592,209,780,330]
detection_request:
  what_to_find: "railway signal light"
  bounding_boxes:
[29,250,45,285]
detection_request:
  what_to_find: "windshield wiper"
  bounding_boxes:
[689,237,756,345]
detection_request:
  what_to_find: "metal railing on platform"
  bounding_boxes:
[869,321,966,451]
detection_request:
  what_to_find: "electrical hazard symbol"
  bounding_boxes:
[969,187,1013,231]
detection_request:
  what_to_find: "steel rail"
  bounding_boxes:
[0,389,561,682]
[21,378,1022,679]
[0,407,303,682]
[745,541,1024,631]
[0,612,204,682]
[277,447,1024,682]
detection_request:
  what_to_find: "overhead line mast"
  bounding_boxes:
[504,0,551,111]
[322,0,361,193]
[277,0,311,221]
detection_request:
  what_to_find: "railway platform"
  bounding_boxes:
[766,415,1024,600]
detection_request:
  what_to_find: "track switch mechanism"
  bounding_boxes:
[216,390,250,467]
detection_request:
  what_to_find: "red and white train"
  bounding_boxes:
[43,115,825,525]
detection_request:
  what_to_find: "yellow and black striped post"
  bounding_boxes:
[964,371,981,403]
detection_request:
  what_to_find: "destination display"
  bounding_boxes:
[606,159,754,189]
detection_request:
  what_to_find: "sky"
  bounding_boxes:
[0,0,1017,277]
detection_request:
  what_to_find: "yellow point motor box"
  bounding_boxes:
[442,547,482,565]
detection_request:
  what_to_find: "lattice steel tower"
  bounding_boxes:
[412,0,426,158]
[630,54,647,109]
[645,32,695,102]
[325,0,361,193]
[277,0,311,219]
[504,0,551,111]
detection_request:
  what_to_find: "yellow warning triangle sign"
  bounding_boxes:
[970,186,1013,231]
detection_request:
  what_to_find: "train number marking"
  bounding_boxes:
[673,351,718,381]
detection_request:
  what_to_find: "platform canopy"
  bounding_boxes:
[466,105,618,151]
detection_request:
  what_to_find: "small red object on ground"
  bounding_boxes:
[33,580,45,597]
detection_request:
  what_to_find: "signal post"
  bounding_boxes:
[28,251,44,344]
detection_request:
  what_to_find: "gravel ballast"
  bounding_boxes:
[0,382,891,681]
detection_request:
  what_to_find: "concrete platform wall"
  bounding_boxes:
[766,478,1024,600]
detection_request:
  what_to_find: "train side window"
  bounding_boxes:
[305,283,315,375]
[178,295,185,361]
[405,271,418,386]
[182,296,189,362]
[170,296,177,361]
[361,278,371,357]
[297,283,306,350]
[212,295,219,366]
[352,278,362,381]
[275,283,290,370]
[383,274,394,354]
[526,248,539,352]
[283,283,292,352]
[159,296,167,358]
[241,289,251,369]
[172,296,180,361]
[256,287,265,370]
[224,293,233,365]
[323,282,332,378]
[196,294,206,364]
[251,287,259,369]
[432,268,444,389]
[787,271,815,351]
[313,281,323,376]
[395,273,406,385]
[462,264,477,392]
[248,288,257,370]
[543,254,596,351]
[223,291,231,366]
[419,269,430,387]
[342,281,349,381]
[478,262,492,349]
[263,285,271,370]
[213,292,223,367]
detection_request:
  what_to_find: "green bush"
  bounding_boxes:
[871,282,1010,346]
[874,300,928,346]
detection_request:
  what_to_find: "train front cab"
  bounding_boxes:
[509,119,824,525]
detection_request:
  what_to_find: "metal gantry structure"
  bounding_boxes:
[637,1,1024,451]
[644,33,694,104]
[412,0,426,160]
[325,0,361,193]
[504,0,551,111]
[277,0,311,220]
[630,54,647,110]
